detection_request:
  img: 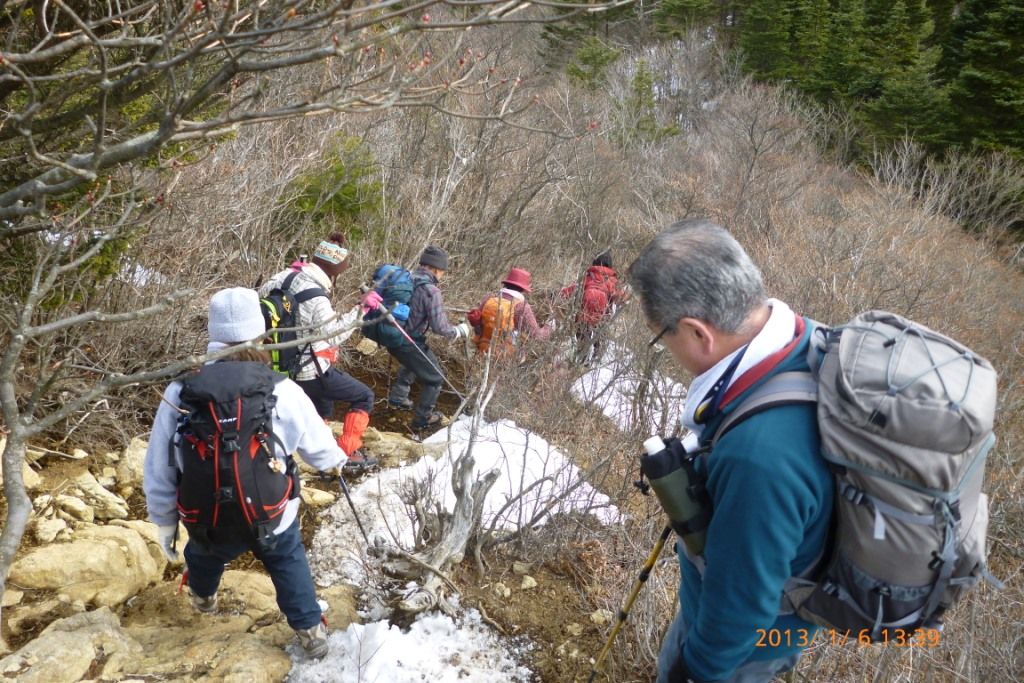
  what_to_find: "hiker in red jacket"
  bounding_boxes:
[467,267,553,356]
[559,250,628,364]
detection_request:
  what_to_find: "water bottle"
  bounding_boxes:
[640,436,711,557]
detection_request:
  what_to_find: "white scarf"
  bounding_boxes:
[680,299,796,450]
[499,287,525,302]
[298,262,334,291]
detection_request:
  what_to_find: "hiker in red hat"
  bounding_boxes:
[467,266,554,355]
[559,250,629,364]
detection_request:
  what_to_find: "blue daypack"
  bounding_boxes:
[363,265,427,348]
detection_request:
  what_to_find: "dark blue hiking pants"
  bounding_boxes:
[184,519,321,630]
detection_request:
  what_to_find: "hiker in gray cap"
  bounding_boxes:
[382,245,470,433]
[144,287,344,660]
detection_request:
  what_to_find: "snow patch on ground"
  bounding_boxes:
[309,415,620,587]
[571,342,686,435]
[288,608,533,683]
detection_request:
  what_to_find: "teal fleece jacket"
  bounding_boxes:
[675,320,833,681]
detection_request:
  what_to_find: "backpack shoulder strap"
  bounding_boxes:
[281,269,327,304]
[293,287,327,304]
[281,270,299,292]
[710,371,818,448]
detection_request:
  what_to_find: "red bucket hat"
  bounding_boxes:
[501,267,532,292]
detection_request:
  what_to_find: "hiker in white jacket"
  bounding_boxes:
[259,232,377,468]
[143,287,346,659]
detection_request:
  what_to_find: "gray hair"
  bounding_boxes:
[627,219,766,334]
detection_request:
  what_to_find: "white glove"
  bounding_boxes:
[157,524,180,563]
[453,322,471,339]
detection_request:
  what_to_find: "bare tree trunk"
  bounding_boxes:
[386,366,502,615]
[397,459,501,615]
[0,432,32,651]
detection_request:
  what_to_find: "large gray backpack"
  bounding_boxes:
[715,310,1000,640]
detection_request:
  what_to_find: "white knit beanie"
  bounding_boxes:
[207,288,265,344]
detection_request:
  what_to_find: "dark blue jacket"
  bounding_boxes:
[675,319,833,680]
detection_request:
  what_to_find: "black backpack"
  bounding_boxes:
[173,361,300,551]
[260,270,328,377]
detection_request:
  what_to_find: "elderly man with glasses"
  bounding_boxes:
[628,219,833,683]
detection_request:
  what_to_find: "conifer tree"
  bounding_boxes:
[654,0,716,37]
[787,0,830,89]
[948,0,1024,154]
[739,0,792,80]
[863,46,952,148]
[861,1,923,97]
[814,0,869,99]
[939,0,992,80]
[926,0,958,51]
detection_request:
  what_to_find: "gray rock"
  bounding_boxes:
[9,524,163,607]
[116,436,148,489]
[54,494,93,523]
[0,607,142,683]
[72,471,129,520]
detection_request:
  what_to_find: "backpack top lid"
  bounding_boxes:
[371,264,416,304]
[179,361,283,409]
[817,310,997,492]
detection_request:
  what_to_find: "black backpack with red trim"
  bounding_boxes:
[173,361,300,551]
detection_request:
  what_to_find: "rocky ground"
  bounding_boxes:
[0,427,444,682]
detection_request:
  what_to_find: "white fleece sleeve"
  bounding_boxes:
[143,382,184,527]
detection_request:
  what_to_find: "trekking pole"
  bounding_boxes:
[586,525,672,683]
[381,309,466,402]
[338,475,370,545]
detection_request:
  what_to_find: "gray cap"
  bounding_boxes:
[419,245,449,270]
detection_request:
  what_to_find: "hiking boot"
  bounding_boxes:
[410,411,444,432]
[190,590,218,614]
[387,397,414,411]
[295,622,329,659]
[342,448,379,471]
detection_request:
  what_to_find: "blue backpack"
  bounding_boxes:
[363,265,428,348]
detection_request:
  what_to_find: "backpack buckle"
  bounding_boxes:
[221,435,240,453]
[841,484,865,505]
[216,486,236,503]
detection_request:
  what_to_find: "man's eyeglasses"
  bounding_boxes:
[648,324,671,348]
